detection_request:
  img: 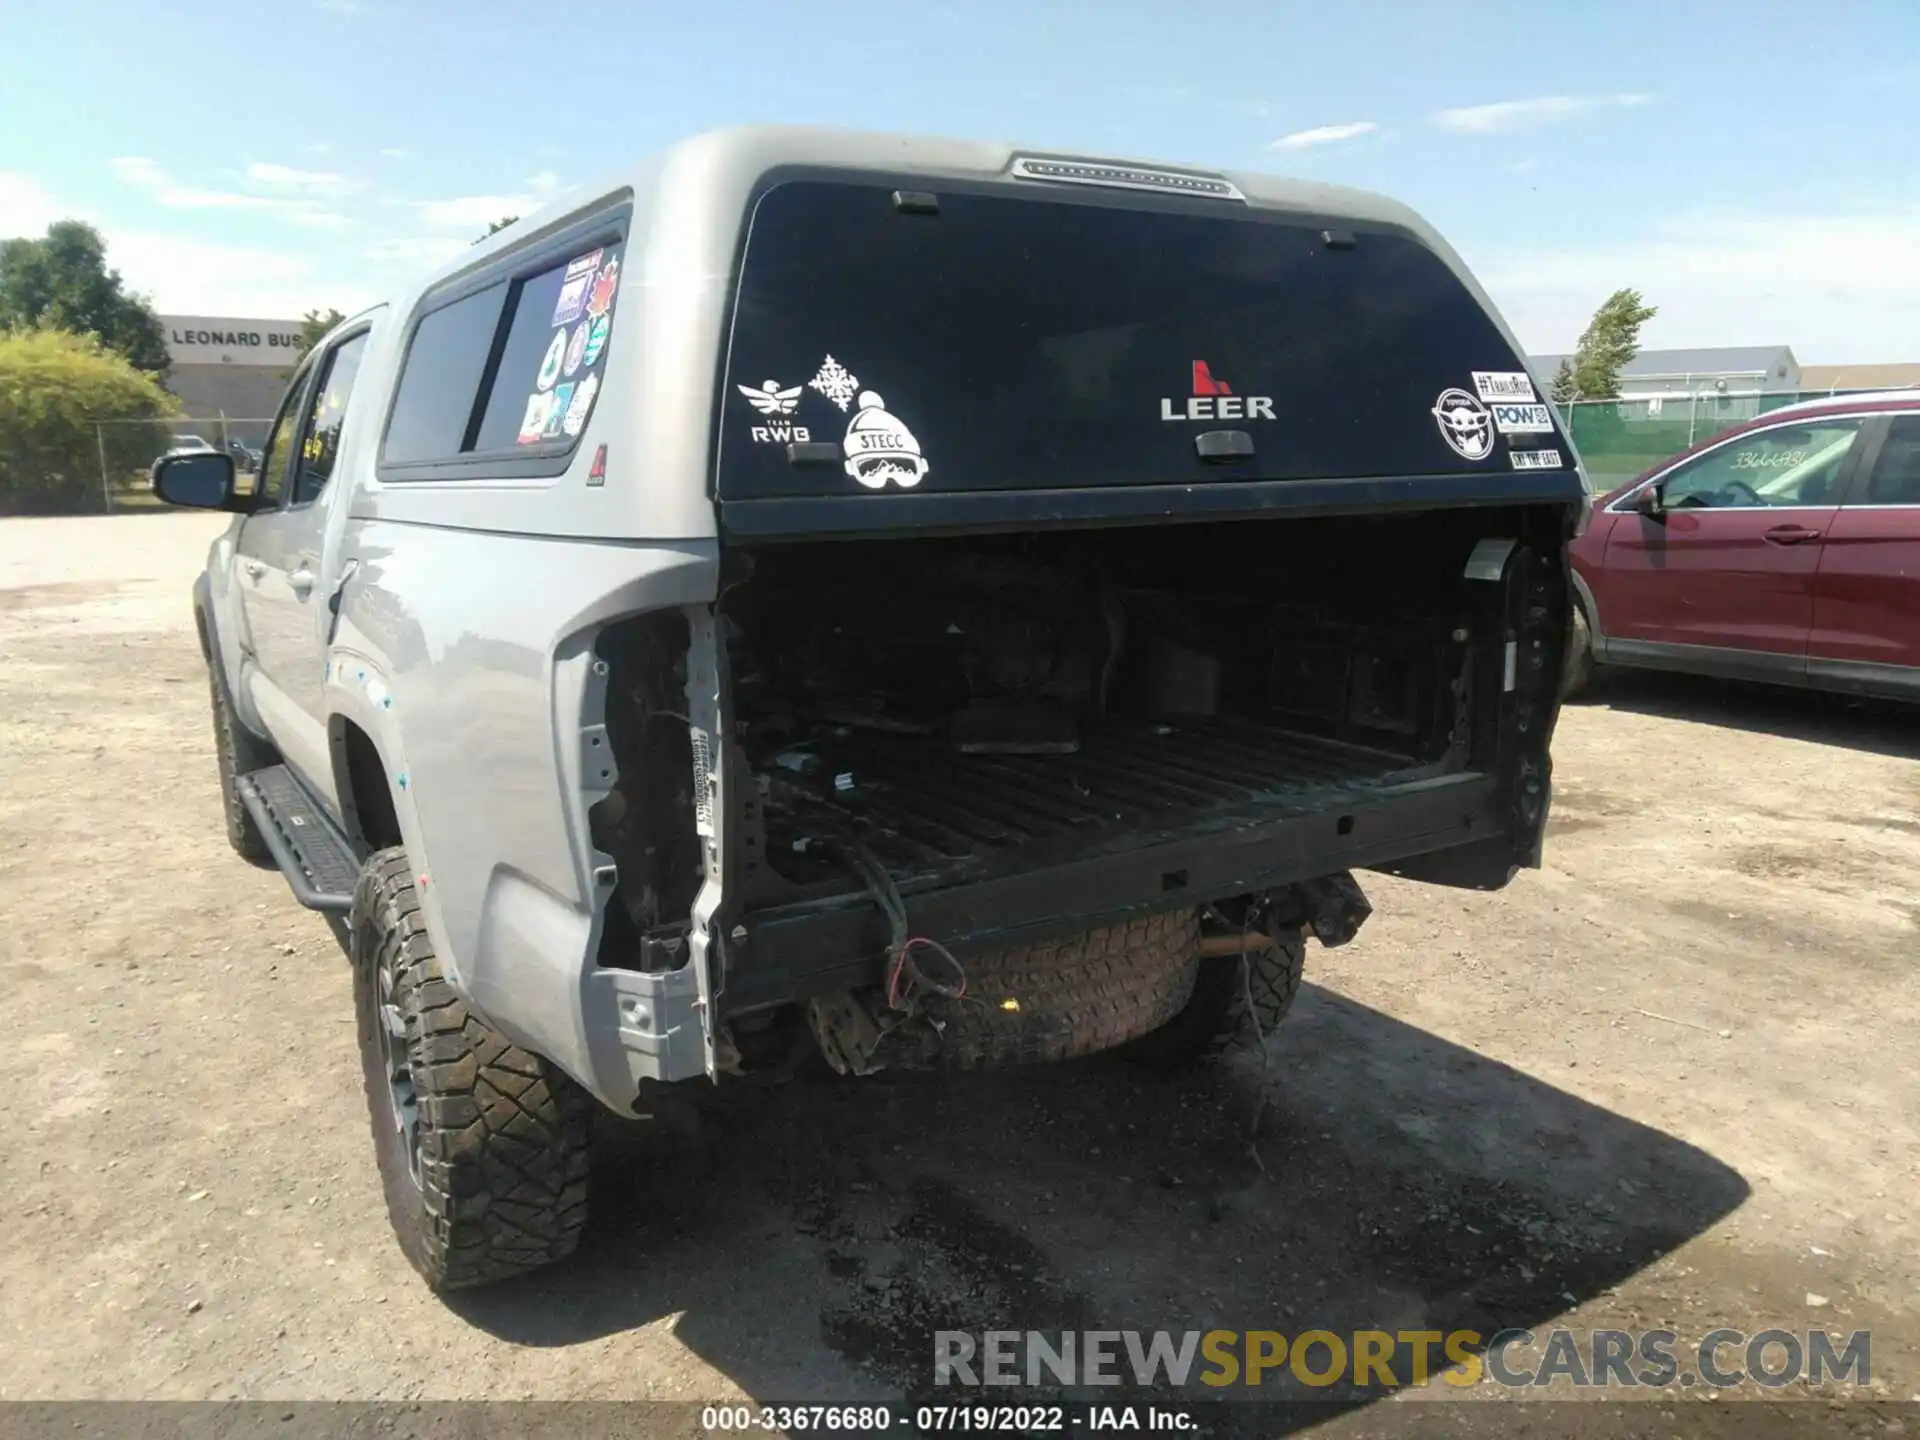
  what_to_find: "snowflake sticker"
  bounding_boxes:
[808,355,861,412]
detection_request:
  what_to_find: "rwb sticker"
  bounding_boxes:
[1492,401,1555,434]
[1510,448,1564,470]
[1472,371,1536,403]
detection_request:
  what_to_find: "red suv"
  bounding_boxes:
[1566,393,1920,699]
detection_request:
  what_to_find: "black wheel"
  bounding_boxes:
[1123,925,1306,1071]
[208,665,274,864]
[1562,604,1595,699]
[351,847,592,1290]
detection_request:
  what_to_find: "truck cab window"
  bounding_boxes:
[293,333,370,507]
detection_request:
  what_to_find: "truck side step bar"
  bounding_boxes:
[236,765,360,914]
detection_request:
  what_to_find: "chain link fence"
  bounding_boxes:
[1556,389,1915,495]
[90,416,273,513]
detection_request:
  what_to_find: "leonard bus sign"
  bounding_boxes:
[162,316,304,368]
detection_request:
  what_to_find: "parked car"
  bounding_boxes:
[166,433,217,456]
[1565,391,1920,698]
[226,438,263,472]
[146,125,1584,1291]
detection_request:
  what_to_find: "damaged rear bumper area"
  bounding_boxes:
[585,506,1569,1090]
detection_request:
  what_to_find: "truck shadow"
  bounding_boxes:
[449,984,1747,1430]
[1576,668,1919,759]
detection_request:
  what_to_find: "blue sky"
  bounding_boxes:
[2,0,1916,360]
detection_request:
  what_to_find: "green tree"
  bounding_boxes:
[475,215,519,244]
[1565,288,1657,401]
[0,327,178,515]
[0,221,171,378]
[296,307,349,362]
[1550,358,1578,405]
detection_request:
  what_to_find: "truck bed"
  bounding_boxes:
[761,717,1456,893]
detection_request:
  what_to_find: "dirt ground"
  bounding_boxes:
[1,513,1916,1431]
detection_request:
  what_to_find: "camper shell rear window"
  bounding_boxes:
[716,179,1560,502]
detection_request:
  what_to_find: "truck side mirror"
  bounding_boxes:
[151,451,239,511]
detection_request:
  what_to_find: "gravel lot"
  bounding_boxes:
[1,513,1915,1430]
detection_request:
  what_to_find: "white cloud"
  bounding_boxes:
[409,192,541,229]
[0,171,63,238]
[527,171,560,193]
[3,169,369,316]
[112,156,355,227]
[365,235,473,268]
[1475,207,1920,362]
[112,231,376,317]
[1434,93,1652,135]
[1271,121,1380,151]
[317,0,365,13]
[378,148,411,159]
[247,162,352,197]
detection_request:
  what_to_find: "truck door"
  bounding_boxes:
[233,330,370,797]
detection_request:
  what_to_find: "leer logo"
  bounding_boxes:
[1161,361,1275,422]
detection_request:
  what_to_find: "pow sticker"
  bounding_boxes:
[563,322,589,378]
[842,391,928,489]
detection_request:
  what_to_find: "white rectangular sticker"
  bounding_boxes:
[1510,448,1565,470]
[1472,370,1536,402]
[1491,401,1556,434]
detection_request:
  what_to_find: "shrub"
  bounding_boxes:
[0,327,178,515]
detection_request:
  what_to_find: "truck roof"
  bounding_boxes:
[407,124,1468,312]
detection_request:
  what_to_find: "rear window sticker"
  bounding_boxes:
[1160,359,1276,421]
[1510,448,1564,470]
[843,390,928,489]
[1472,370,1536,403]
[1432,388,1495,461]
[563,322,589,378]
[739,379,802,416]
[543,382,574,440]
[808,355,862,412]
[584,258,620,320]
[562,373,600,438]
[738,379,811,443]
[582,313,611,367]
[517,391,555,445]
[550,248,603,327]
[1491,401,1555,434]
[536,329,567,392]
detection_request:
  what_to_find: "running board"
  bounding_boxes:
[235,765,359,914]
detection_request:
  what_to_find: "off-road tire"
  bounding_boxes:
[208,665,274,864]
[1561,605,1595,700]
[1123,925,1307,1071]
[351,847,591,1291]
[883,909,1203,1070]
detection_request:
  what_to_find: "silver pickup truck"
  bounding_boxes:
[151,126,1586,1291]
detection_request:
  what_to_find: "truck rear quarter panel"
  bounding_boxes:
[331,519,717,1092]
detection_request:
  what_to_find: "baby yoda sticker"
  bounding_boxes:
[841,390,928,489]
